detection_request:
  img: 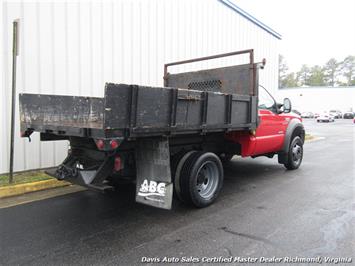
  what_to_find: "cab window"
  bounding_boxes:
[258,87,275,111]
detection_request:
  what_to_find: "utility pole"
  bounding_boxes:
[9,19,19,184]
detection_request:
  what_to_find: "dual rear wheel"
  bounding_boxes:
[173,151,224,208]
[172,136,304,208]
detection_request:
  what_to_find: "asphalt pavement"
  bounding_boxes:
[0,119,354,265]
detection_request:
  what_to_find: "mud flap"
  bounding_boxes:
[135,137,173,209]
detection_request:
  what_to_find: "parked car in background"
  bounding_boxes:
[343,112,354,119]
[317,113,335,123]
[301,112,314,118]
[314,113,320,118]
[329,110,342,119]
[292,109,302,116]
[336,110,342,118]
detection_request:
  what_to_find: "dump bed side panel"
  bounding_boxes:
[103,84,257,137]
[19,94,104,132]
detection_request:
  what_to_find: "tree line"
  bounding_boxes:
[279,55,355,88]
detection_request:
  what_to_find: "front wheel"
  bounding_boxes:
[284,136,303,170]
[175,152,224,208]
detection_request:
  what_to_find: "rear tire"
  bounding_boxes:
[284,136,303,170]
[173,150,197,202]
[176,152,224,208]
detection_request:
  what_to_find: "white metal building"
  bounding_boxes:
[276,87,355,113]
[0,0,281,174]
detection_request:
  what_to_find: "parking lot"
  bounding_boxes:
[0,119,354,265]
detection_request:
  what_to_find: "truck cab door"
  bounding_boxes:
[254,87,286,155]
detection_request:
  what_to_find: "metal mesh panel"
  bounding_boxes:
[188,80,222,92]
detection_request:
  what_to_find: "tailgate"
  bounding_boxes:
[19,93,104,133]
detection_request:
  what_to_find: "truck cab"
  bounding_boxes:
[254,86,304,170]
[225,85,304,171]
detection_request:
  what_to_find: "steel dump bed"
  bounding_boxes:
[19,50,260,139]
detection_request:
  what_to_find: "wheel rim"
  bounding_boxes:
[292,142,302,164]
[195,161,219,200]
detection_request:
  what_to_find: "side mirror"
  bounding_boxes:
[283,98,292,113]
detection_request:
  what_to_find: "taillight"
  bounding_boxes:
[110,139,119,149]
[96,139,121,150]
[114,156,122,171]
[95,139,105,150]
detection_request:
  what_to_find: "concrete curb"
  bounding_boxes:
[0,179,71,199]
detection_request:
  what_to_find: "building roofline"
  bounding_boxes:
[278,86,355,90]
[219,0,282,40]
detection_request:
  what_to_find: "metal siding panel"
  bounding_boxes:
[122,1,131,84]
[102,2,113,85]
[52,2,70,166]
[1,2,9,173]
[157,0,165,85]
[66,2,81,96]
[131,1,141,85]
[22,2,42,171]
[112,2,120,84]
[0,0,279,174]
[150,1,158,86]
[140,1,149,85]
[17,3,27,170]
[79,2,92,97]
[91,1,103,96]
[37,3,54,168]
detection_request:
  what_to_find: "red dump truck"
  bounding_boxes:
[19,50,304,210]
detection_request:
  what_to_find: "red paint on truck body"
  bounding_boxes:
[226,110,302,157]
